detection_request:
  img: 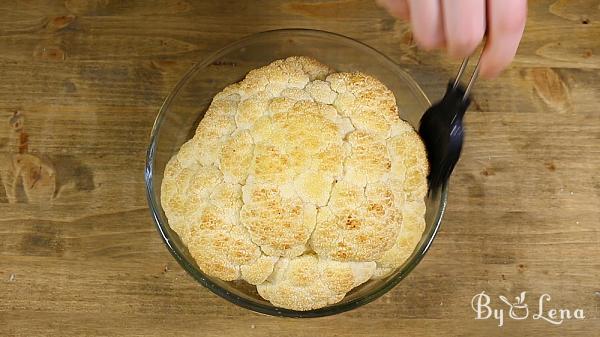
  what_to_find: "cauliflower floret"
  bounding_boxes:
[373,200,427,279]
[310,180,403,262]
[240,183,317,258]
[257,254,376,311]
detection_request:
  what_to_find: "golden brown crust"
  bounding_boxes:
[219,130,254,184]
[240,255,279,285]
[310,181,403,262]
[240,183,317,258]
[345,130,392,186]
[161,56,428,310]
[184,205,261,281]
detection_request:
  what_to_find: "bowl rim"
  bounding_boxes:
[145,28,448,318]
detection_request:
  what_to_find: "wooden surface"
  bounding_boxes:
[1,1,599,336]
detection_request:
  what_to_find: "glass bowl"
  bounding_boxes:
[145,29,447,317]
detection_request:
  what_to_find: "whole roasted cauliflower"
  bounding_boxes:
[161,57,428,311]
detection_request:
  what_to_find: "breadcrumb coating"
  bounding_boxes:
[161,56,428,310]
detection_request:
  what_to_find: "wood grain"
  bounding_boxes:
[0,1,599,336]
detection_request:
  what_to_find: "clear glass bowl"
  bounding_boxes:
[145,29,447,317]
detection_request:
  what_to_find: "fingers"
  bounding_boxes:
[408,0,445,50]
[441,0,486,59]
[378,0,526,78]
[377,0,410,20]
[479,0,527,78]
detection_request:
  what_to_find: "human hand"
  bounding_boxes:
[376,0,527,78]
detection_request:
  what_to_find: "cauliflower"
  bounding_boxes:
[161,57,428,310]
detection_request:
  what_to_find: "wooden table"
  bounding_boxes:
[1,1,598,336]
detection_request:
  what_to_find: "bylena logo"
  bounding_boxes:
[471,291,585,327]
